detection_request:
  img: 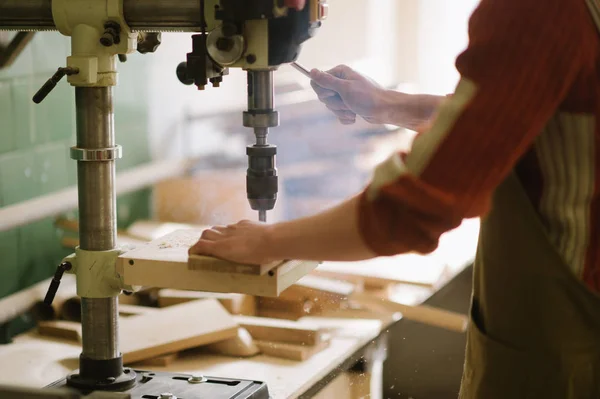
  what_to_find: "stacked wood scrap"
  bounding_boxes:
[233,315,331,361]
[256,274,355,320]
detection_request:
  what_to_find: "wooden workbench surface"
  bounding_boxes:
[0,318,382,399]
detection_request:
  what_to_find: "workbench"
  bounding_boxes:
[0,318,384,398]
[0,219,478,398]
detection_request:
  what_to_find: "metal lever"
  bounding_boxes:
[43,262,72,306]
[32,66,79,104]
[290,61,311,78]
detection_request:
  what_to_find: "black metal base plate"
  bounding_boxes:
[66,367,137,391]
[47,369,270,399]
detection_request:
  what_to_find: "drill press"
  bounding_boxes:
[0,0,326,398]
[175,0,327,222]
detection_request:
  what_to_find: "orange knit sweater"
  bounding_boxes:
[358,0,600,291]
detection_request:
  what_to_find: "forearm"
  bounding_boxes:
[381,91,444,130]
[267,195,376,262]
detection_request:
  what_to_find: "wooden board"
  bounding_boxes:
[157,289,256,315]
[314,255,448,289]
[351,292,468,333]
[254,339,330,361]
[257,297,318,320]
[317,307,398,325]
[60,234,147,250]
[118,229,319,297]
[256,308,304,321]
[126,220,205,241]
[204,328,260,357]
[188,255,282,276]
[119,299,239,364]
[37,321,81,343]
[133,352,179,367]
[118,304,159,317]
[234,315,324,346]
[125,227,283,275]
[278,275,354,312]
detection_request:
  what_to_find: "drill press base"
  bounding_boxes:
[48,369,270,399]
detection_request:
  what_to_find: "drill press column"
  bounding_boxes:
[75,88,120,376]
[244,70,279,222]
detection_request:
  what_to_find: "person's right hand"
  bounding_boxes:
[310,65,391,125]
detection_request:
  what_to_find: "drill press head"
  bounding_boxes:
[177,0,327,221]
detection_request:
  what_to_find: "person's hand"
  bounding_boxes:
[284,0,306,10]
[188,220,279,265]
[310,65,392,125]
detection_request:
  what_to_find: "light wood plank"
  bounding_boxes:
[119,299,238,364]
[118,304,159,317]
[118,230,319,297]
[351,292,467,333]
[37,321,81,343]
[133,352,179,367]
[234,315,324,346]
[254,339,330,361]
[204,328,260,357]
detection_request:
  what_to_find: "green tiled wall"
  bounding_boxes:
[0,32,151,299]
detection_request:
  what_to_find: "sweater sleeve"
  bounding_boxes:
[358,0,593,256]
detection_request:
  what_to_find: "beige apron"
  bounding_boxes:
[459,4,600,396]
[458,171,600,398]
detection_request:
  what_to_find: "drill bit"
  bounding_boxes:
[259,210,266,222]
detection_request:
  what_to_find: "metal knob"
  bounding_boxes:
[137,32,162,54]
[100,21,121,47]
[176,62,194,86]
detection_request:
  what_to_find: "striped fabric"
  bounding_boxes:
[358,0,600,292]
[534,114,595,278]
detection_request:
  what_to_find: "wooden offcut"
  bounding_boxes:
[157,289,256,315]
[234,315,324,346]
[119,299,238,364]
[37,321,82,343]
[134,352,179,367]
[278,275,354,312]
[351,292,468,333]
[118,304,159,317]
[314,256,449,289]
[254,339,330,361]
[204,328,260,357]
[257,296,317,319]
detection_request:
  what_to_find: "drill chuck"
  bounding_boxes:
[246,145,278,212]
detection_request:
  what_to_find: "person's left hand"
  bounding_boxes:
[188,220,279,265]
